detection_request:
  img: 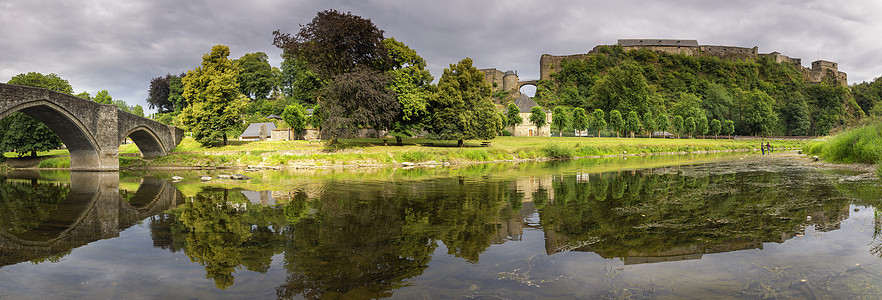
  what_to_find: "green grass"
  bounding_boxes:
[37,157,70,168]
[804,121,882,164]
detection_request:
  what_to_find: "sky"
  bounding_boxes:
[2,0,882,113]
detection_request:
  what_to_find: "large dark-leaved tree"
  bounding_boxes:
[235,52,275,99]
[322,67,399,142]
[1,72,67,157]
[273,9,390,80]
[147,75,173,113]
[426,58,502,147]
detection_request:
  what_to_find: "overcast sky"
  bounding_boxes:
[3,0,881,113]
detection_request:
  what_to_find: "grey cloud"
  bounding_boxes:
[2,0,880,113]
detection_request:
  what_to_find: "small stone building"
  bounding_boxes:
[239,122,276,141]
[508,94,551,137]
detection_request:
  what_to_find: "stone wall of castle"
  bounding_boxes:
[480,68,505,92]
[699,45,758,61]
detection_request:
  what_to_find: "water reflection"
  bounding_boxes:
[1,157,881,298]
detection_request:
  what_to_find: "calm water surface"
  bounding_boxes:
[1,153,881,299]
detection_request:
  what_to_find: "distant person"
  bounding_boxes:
[766,142,771,154]
[761,142,765,155]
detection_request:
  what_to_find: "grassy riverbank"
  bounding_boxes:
[803,120,882,177]
[4,136,807,169]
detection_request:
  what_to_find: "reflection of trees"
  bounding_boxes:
[0,178,69,234]
[540,162,852,259]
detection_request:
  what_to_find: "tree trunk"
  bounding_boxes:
[223,133,228,145]
[30,150,37,158]
[458,139,463,147]
[396,136,403,146]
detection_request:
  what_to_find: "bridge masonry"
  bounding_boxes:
[0,83,184,171]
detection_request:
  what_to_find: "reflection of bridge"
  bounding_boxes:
[0,83,184,170]
[0,172,182,267]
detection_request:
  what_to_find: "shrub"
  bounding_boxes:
[542,144,574,158]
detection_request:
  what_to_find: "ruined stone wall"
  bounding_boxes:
[622,46,701,57]
[699,45,758,61]
[539,53,592,81]
[480,68,505,92]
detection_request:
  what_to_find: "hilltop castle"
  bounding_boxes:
[483,39,847,98]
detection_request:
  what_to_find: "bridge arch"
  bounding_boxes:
[0,100,103,168]
[124,126,167,159]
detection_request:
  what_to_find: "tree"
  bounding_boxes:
[75,91,91,101]
[94,90,113,104]
[656,114,669,138]
[696,117,708,138]
[643,112,655,138]
[608,110,624,138]
[588,60,658,116]
[625,111,642,138]
[383,37,433,145]
[737,89,778,136]
[168,74,187,112]
[722,119,735,138]
[132,105,144,117]
[180,45,249,146]
[112,99,131,113]
[1,72,68,157]
[782,94,810,136]
[710,119,721,137]
[672,115,684,139]
[278,56,323,104]
[589,109,606,137]
[529,106,547,134]
[505,103,523,133]
[552,106,569,137]
[683,117,695,138]
[282,103,307,140]
[571,107,589,137]
[702,83,733,122]
[426,58,501,147]
[272,9,390,80]
[235,52,275,99]
[147,75,174,112]
[322,67,399,142]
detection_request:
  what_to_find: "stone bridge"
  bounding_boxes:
[0,83,184,171]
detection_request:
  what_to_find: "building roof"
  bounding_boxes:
[618,39,699,47]
[511,94,548,113]
[266,114,282,120]
[239,122,276,138]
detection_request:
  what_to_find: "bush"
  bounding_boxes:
[542,144,574,158]
[819,122,882,164]
[38,157,71,168]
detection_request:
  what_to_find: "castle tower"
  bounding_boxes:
[503,70,519,96]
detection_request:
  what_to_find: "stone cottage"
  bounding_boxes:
[508,94,551,137]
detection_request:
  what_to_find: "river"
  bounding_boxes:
[1,153,881,299]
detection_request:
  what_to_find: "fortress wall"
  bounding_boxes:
[539,53,592,81]
[700,45,758,61]
[480,68,506,92]
[622,46,701,57]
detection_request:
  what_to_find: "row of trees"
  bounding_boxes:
[545,106,736,139]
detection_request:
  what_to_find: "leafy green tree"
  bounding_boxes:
[505,103,523,133]
[180,45,249,146]
[722,119,735,138]
[426,58,501,147]
[625,111,641,138]
[683,117,695,138]
[552,106,569,137]
[643,112,655,138]
[588,60,657,116]
[273,9,390,80]
[93,90,112,104]
[696,117,708,138]
[383,37,433,145]
[656,114,669,138]
[710,119,721,136]
[235,52,275,99]
[736,89,778,136]
[277,56,323,104]
[671,92,706,123]
[168,74,187,112]
[75,91,91,101]
[571,107,589,136]
[529,106,547,134]
[782,94,810,136]
[702,83,733,122]
[608,110,624,138]
[322,67,399,142]
[1,72,67,157]
[589,109,606,137]
[132,105,144,117]
[282,103,307,140]
[672,115,684,139]
[112,99,131,113]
